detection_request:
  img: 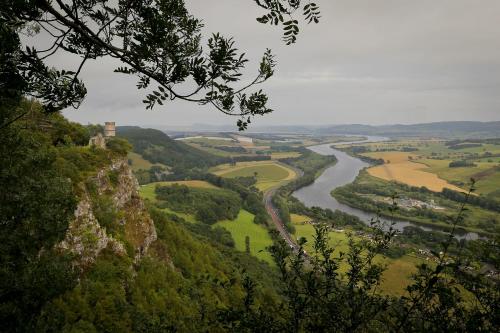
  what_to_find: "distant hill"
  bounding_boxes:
[180,121,500,138]
[117,126,223,170]
[317,121,500,138]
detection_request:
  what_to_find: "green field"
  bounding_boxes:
[211,161,297,191]
[292,221,424,296]
[291,214,312,224]
[182,136,266,157]
[293,223,351,256]
[418,159,500,195]
[214,210,274,264]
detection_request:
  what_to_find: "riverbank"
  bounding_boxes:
[331,187,489,237]
[292,137,482,240]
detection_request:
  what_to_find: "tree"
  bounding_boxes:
[1,0,320,130]
[245,235,251,254]
[0,102,78,331]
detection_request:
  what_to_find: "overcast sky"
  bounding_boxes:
[53,0,500,128]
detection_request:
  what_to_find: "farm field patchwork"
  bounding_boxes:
[417,159,500,195]
[214,210,274,264]
[210,161,298,191]
[362,152,466,192]
[354,139,500,195]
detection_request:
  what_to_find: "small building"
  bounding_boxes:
[89,132,106,149]
[105,122,116,137]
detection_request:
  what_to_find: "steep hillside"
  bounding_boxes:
[0,102,282,331]
[117,126,224,171]
[38,161,281,332]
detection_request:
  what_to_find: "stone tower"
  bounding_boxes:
[104,122,116,137]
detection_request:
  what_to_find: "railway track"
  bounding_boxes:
[263,188,300,252]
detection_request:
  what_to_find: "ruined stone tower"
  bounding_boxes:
[104,122,116,137]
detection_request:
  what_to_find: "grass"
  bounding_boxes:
[210,161,297,191]
[127,152,168,171]
[182,136,271,157]
[362,152,466,192]
[291,214,312,224]
[161,207,197,223]
[293,223,350,256]
[138,181,274,263]
[214,210,274,264]
[377,255,421,296]
[353,139,500,196]
[293,222,425,296]
[138,181,214,223]
[417,159,500,195]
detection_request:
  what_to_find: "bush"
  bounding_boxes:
[106,137,132,155]
[449,160,476,167]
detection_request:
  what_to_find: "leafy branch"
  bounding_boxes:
[1,0,319,130]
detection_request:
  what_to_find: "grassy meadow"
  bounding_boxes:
[214,210,274,264]
[210,161,298,191]
[291,214,424,296]
[417,158,500,195]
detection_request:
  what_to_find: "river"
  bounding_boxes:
[292,136,480,240]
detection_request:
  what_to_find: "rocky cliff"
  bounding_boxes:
[58,159,157,269]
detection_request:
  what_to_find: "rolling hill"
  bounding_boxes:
[117,126,225,170]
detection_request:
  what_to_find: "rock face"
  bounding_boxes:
[58,159,157,269]
[88,133,106,149]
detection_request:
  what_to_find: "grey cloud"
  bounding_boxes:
[36,0,499,127]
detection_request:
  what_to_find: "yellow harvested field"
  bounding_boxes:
[362,152,466,192]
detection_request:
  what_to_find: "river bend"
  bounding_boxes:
[292,136,479,240]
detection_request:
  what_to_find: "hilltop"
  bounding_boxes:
[179,121,500,138]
